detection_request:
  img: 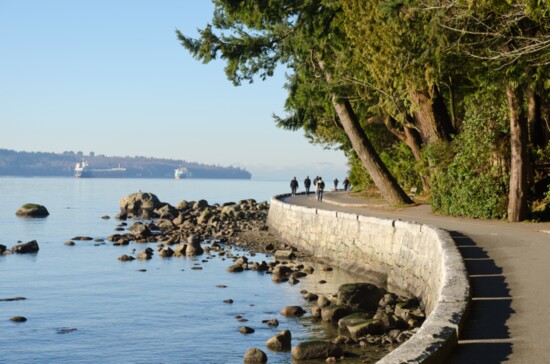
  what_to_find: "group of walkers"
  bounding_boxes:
[290,176,351,202]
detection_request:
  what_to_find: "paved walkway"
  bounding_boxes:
[286,191,550,364]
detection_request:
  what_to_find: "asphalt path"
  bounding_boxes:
[286,191,550,364]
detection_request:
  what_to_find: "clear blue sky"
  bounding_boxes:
[0,0,348,180]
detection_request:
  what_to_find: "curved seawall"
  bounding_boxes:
[267,195,470,363]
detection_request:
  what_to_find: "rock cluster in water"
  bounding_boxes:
[110,192,284,255]
[228,257,425,361]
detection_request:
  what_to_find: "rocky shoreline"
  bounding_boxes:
[4,192,426,363]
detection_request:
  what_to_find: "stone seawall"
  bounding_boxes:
[267,195,470,363]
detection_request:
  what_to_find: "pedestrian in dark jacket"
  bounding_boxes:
[333,178,339,191]
[315,177,325,202]
[343,177,350,191]
[304,176,311,195]
[290,177,299,196]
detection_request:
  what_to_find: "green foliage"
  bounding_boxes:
[431,92,510,218]
[348,121,422,192]
[348,153,372,190]
[380,142,422,191]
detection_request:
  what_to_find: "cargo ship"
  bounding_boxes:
[174,167,192,179]
[74,161,126,178]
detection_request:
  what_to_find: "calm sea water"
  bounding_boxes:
[0,178,365,364]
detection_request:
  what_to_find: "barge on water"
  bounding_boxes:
[74,161,126,178]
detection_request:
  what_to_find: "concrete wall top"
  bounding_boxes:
[267,195,470,364]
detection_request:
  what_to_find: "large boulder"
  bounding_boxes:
[15,204,49,218]
[244,348,267,363]
[346,319,384,338]
[266,330,291,351]
[337,283,386,312]
[185,234,203,256]
[321,305,353,322]
[291,341,343,361]
[119,192,162,219]
[280,306,305,317]
[12,240,39,254]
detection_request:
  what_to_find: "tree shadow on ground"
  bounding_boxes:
[447,231,514,364]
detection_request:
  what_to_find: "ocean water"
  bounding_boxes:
[0,178,366,364]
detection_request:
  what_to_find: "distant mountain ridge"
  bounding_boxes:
[0,149,251,179]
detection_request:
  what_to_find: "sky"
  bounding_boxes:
[0,0,348,180]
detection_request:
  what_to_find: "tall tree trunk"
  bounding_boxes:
[410,86,454,144]
[506,83,529,222]
[332,97,413,205]
[403,125,423,161]
[319,61,412,205]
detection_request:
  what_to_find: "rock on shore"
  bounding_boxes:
[109,193,289,256]
[12,240,39,254]
[15,203,49,218]
[291,341,343,361]
[244,348,267,363]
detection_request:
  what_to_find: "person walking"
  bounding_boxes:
[315,177,325,202]
[343,177,350,191]
[333,178,339,191]
[290,177,299,196]
[304,176,311,196]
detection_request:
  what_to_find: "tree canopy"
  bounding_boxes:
[178,0,550,221]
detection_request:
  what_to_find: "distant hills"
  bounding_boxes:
[0,149,251,179]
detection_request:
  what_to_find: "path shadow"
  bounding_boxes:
[447,231,514,364]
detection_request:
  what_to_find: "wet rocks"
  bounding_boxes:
[240,326,255,334]
[15,203,49,218]
[226,264,244,273]
[118,192,162,219]
[118,254,135,261]
[321,305,353,323]
[347,319,384,337]
[10,316,27,322]
[0,244,6,254]
[263,318,279,327]
[185,234,204,256]
[243,348,267,363]
[12,240,39,254]
[266,329,291,351]
[280,306,305,317]
[72,236,93,241]
[291,341,343,361]
[128,223,153,240]
[158,246,174,258]
[136,247,154,260]
[337,283,386,312]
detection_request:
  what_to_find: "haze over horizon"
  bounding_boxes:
[0,1,348,180]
